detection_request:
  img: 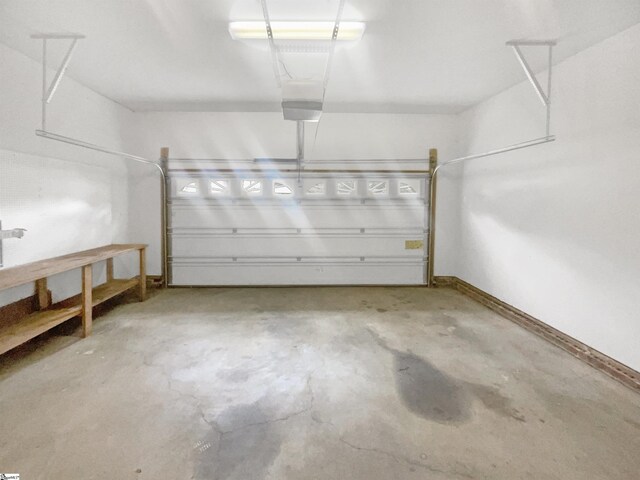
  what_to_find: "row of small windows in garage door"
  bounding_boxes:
[176,178,423,197]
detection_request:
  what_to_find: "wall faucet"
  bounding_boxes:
[0,220,27,268]
[0,228,27,240]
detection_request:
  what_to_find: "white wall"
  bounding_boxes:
[0,43,139,307]
[132,112,461,276]
[455,24,640,370]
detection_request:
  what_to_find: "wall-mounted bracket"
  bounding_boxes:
[30,33,85,130]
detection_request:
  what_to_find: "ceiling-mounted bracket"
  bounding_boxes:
[506,39,556,137]
[322,0,346,90]
[260,0,346,95]
[259,0,282,87]
[31,33,85,130]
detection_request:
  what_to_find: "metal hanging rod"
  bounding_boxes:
[36,130,158,167]
[432,135,555,177]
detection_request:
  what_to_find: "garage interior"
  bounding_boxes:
[0,1,639,479]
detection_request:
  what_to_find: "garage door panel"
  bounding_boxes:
[167,168,429,286]
[170,235,425,258]
[170,205,426,230]
[170,262,425,286]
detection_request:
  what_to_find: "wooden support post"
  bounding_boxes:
[81,264,93,337]
[106,257,114,282]
[160,147,169,288]
[428,148,438,287]
[35,277,50,310]
[139,247,147,302]
[429,148,438,174]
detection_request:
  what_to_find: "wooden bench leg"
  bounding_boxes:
[106,257,114,282]
[139,247,147,302]
[82,264,93,337]
[35,277,50,310]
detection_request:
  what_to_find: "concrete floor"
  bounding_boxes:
[1,287,639,480]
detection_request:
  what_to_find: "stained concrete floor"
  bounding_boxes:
[1,287,639,480]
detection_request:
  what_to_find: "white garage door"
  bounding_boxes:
[167,160,429,286]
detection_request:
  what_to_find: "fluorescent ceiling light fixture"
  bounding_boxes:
[229,21,365,41]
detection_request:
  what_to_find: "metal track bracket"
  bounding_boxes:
[427,39,558,287]
[506,39,556,137]
[30,33,85,130]
[30,34,169,286]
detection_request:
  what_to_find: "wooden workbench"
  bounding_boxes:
[0,244,147,354]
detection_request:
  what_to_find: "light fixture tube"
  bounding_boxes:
[229,21,365,41]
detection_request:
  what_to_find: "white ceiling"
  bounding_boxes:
[1,0,639,113]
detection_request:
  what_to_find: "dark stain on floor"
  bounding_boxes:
[194,403,282,480]
[392,348,471,423]
[368,328,525,425]
[368,328,470,423]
